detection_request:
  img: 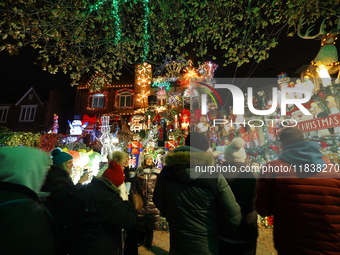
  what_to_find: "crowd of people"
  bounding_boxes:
[1,127,340,255]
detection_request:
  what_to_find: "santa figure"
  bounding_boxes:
[196,116,210,132]
[129,115,147,132]
[180,109,190,130]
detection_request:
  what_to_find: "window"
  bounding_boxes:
[87,93,106,110]
[0,106,9,123]
[119,92,132,107]
[92,94,105,108]
[19,105,37,122]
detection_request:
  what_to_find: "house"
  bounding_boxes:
[73,63,153,135]
[0,86,76,134]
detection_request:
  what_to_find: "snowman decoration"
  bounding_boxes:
[68,120,88,135]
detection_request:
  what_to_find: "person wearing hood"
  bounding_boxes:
[0,146,56,255]
[219,137,258,255]
[153,132,242,255]
[41,148,90,255]
[256,127,340,255]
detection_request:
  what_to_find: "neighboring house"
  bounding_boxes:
[0,87,46,132]
[0,87,75,134]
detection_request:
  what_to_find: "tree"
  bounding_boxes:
[1,0,339,85]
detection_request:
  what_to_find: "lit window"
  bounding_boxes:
[91,93,105,108]
[119,92,132,107]
[19,105,37,122]
[0,106,9,123]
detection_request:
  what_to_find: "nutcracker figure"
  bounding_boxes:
[250,127,259,147]
[128,133,143,168]
[165,132,178,153]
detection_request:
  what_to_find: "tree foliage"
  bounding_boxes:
[1,0,339,85]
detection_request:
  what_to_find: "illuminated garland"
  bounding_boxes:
[115,88,134,109]
[152,82,171,91]
[84,72,110,92]
[87,91,108,110]
[111,0,122,44]
[89,0,150,58]
[142,0,150,60]
[0,132,41,147]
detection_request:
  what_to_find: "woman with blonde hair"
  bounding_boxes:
[42,148,90,255]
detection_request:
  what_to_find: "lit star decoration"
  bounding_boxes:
[178,60,201,86]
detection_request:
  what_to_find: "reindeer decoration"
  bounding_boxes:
[298,18,340,92]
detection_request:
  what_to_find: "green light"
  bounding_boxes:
[89,0,109,12]
[111,0,122,44]
[89,0,150,57]
[142,0,150,60]
[152,82,171,91]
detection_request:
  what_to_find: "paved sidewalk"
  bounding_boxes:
[138,226,277,255]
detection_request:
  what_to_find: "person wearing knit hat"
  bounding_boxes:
[184,131,210,151]
[51,148,74,175]
[224,137,247,163]
[0,146,56,255]
[41,148,90,255]
[279,126,304,147]
[220,137,258,255]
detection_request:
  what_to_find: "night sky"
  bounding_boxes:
[0,33,326,100]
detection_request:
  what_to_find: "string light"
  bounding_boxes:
[135,62,152,106]
[89,0,150,58]
[89,0,109,12]
[142,0,150,60]
[111,0,122,44]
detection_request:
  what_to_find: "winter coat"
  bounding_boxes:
[0,182,56,255]
[70,177,137,255]
[41,165,84,253]
[0,146,55,255]
[137,168,161,231]
[256,141,340,255]
[153,146,242,255]
[222,162,258,243]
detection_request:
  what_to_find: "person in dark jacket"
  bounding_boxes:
[256,127,340,255]
[136,154,161,248]
[41,148,90,255]
[219,137,258,255]
[153,132,242,255]
[0,146,56,255]
[70,175,137,255]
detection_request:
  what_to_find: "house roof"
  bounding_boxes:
[15,87,43,106]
